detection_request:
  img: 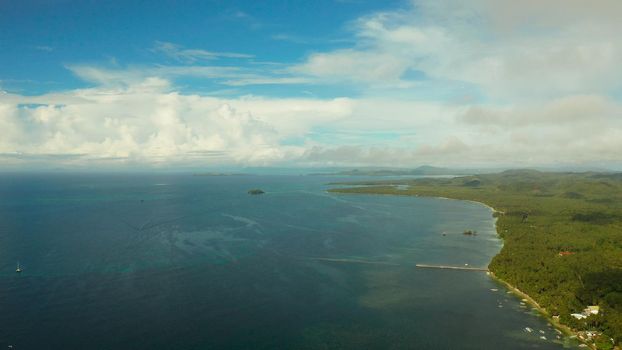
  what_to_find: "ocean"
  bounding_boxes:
[0,173,578,349]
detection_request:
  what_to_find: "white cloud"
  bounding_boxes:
[67,65,241,87]
[290,0,622,100]
[433,0,622,31]
[460,95,621,127]
[3,81,621,168]
[222,76,311,86]
[291,49,409,84]
[455,95,622,163]
[0,79,354,168]
[33,45,54,52]
[67,64,310,89]
[152,41,254,63]
[285,93,622,167]
[3,1,622,169]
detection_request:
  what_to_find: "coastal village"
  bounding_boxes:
[571,305,601,320]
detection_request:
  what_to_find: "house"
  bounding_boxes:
[571,305,600,320]
[585,306,599,315]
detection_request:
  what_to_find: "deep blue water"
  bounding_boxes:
[0,174,578,349]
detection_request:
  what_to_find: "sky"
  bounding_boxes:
[1,0,622,170]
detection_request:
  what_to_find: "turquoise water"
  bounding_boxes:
[0,174,578,349]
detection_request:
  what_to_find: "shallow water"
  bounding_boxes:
[0,173,578,349]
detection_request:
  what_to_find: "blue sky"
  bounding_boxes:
[1,0,622,169]
[0,0,404,96]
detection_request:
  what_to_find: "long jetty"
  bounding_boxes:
[415,264,489,272]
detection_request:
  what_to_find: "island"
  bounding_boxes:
[312,165,483,176]
[193,172,248,176]
[247,189,265,195]
[330,170,622,350]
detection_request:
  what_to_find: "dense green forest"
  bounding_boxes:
[330,170,622,349]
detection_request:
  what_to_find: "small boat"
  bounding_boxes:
[16,262,22,273]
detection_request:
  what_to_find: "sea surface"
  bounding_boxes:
[0,173,579,349]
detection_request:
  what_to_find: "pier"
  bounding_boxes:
[415,264,489,272]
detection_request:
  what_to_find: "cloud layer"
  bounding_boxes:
[292,0,622,100]
[0,82,354,168]
[2,0,622,169]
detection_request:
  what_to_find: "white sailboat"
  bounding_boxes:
[16,262,22,273]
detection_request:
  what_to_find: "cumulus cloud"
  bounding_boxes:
[2,80,621,168]
[0,79,352,168]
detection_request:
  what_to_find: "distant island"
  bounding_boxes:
[313,165,487,177]
[193,172,248,176]
[247,189,265,195]
[330,170,622,350]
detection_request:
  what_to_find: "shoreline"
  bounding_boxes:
[329,189,595,349]
[487,271,591,347]
[426,196,595,349]
[441,197,596,349]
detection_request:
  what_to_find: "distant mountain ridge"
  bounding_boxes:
[314,165,487,176]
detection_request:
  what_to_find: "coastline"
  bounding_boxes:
[431,196,594,349]
[329,189,595,349]
[432,197,596,350]
[487,271,592,347]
